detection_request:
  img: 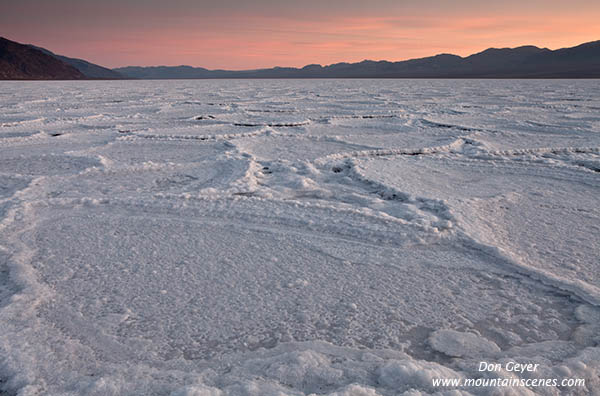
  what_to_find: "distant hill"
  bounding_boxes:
[115,40,600,79]
[114,65,216,79]
[0,37,84,80]
[29,45,124,79]
[2,36,599,80]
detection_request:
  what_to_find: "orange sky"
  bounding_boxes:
[2,0,599,69]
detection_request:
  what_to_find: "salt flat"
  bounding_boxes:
[0,80,599,395]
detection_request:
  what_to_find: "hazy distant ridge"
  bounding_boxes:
[115,41,600,79]
[28,45,124,79]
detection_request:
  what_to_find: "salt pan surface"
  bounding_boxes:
[0,79,599,395]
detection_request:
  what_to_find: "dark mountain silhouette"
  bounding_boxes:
[115,41,600,79]
[0,37,84,80]
[2,36,599,80]
[28,45,124,79]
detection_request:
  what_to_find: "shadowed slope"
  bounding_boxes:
[0,37,84,80]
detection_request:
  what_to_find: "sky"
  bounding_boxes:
[2,0,599,69]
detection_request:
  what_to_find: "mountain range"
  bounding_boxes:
[1,36,599,80]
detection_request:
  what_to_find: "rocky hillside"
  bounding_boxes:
[0,37,85,80]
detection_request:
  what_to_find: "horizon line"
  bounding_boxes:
[49,38,600,71]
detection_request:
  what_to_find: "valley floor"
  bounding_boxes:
[0,79,599,395]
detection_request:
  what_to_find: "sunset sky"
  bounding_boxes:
[2,0,599,69]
